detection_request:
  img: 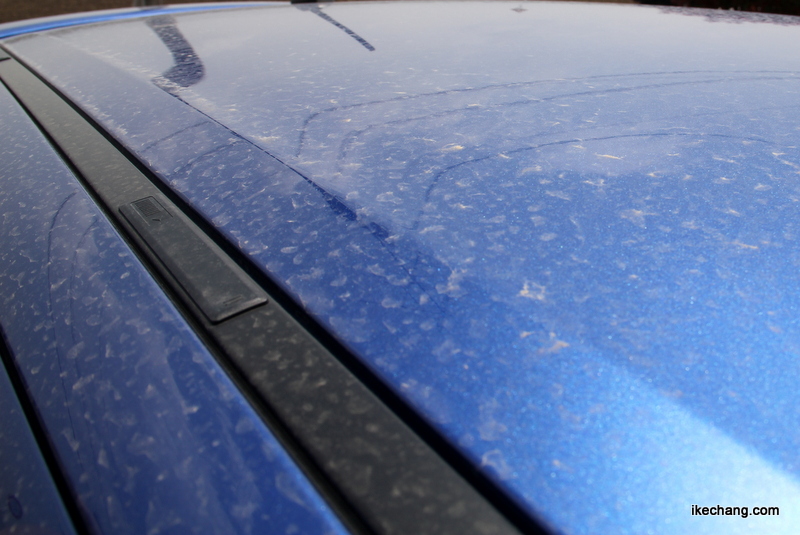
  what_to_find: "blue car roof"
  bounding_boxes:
[0,71,351,535]
[6,2,800,532]
[0,3,278,39]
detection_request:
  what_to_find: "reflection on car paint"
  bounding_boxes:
[146,15,204,89]
[0,3,270,39]
[7,3,800,533]
[296,4,375,52]
[0,78,349,535]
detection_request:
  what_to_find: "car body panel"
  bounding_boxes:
[0,79,349,535]
[0,3,278,39]
[5,2,800,533]
[0,353,76,535]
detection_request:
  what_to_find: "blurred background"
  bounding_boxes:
[1,0,799,26]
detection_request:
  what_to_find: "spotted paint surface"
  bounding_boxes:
[0,354,76,534]
[6,2,800,533]
[0,78,348,534]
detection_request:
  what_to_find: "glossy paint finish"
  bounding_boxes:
[0,81,349,534]
[0,3,274,39]
[6,2,800,533]
[0,356,76,535]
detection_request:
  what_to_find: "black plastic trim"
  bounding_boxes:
[120,196,267,323]
[0,49,550,535]
[0,55,375,535]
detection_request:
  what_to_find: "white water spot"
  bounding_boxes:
[97,448,109,468]
[481,449,514,480]
[546,190,571,201]
[479,399,508,441]
[436,269,467,298]
[381,297,401,308]
[441,143,464,152]
[72,373,95,391]
[620,209,654,228]
[420,225,445,234]
[519,281,546,301]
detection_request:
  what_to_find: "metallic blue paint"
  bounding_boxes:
[0,353,76,534]
[6,2,800,533]
[0,79,348,534]
[0,3,277,39]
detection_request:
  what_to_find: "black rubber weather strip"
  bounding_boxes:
[0,51,549,535]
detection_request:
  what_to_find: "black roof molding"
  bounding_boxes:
[0,49,547,535]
